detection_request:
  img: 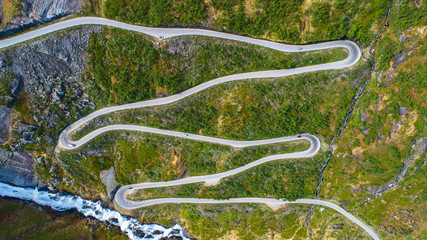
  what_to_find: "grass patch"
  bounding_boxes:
[101,0,393,45]
[84,27,348,108]
[321,22,427,201]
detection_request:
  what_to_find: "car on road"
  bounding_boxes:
[185,134,189,137]
[68,143,76,147]
[298,47,303,50]
[297,135,302,138]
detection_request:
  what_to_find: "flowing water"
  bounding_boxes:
[0,182,189,240]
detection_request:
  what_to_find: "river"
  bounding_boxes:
[0,182,189,240]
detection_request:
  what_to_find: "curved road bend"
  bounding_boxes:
[0,17,379,239]
[120,198,379,240]
[115,134,318,199]
[1,17,361,151]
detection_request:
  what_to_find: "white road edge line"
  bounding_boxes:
[0,17,379,240]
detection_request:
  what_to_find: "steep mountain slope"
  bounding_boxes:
[0,0,425,239]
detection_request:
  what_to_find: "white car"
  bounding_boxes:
[68,143,76,147]
[298,47,303,50]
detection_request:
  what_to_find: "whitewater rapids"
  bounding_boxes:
[0,182,189,240]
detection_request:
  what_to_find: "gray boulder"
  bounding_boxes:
[0,149,39,187]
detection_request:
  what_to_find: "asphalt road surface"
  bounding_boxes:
[0,17,379,240]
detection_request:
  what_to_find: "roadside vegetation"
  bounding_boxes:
[0,199,126,240]
[128,151,326,202]
[74,61,369,143]
[99,0,394,45]
[1,1,425,239]
[63,47,370,197]
[56,131,310,194]
[60,60,370,202]
[85,27,347,107]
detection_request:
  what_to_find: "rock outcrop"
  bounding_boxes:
[0,0,83,37]
[0,26,99,130]
[0,106,10,143]
[100,167,118,200]
[0,148,39,187]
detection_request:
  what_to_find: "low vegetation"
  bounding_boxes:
[0,0,21,28]
[74,60,369,144]
[129,152,325,202]
[354,148,426,239]
[322,2,426,202]
[99,0,396,45]
[132,203,369,240]
[2,1,425,239]
[319,1,426,239]
[85,27,347,107]
[58,131,310,189]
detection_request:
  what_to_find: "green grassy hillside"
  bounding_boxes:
[0,0,425,239]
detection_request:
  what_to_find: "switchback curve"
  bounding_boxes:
[0,17,379,240]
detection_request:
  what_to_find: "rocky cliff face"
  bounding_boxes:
[0,149,39,187]
[0,106,10,143]
[0,0,83,37]
[0,26,100,188]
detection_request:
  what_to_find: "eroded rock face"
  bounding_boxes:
[0,106,10,144]
[0,26,100,188]
[0,0,83,37]
[30,0,82,22]
[0,149,39,187]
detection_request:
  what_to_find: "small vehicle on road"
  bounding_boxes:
[185,134,189,137]
[297,135,302,138]
[298,47,303,50]
[68,143,76,147]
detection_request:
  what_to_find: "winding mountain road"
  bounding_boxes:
[0,17,380,239]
